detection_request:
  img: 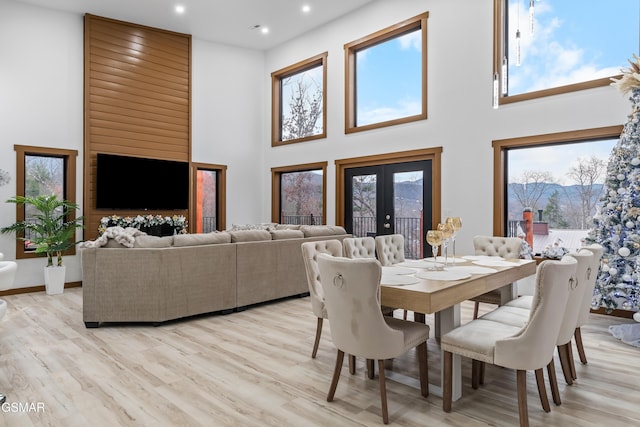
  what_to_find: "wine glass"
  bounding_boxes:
[437,222,454,266]
[426,230,444,270]
[446,217,463,262]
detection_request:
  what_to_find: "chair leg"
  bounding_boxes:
[378,360,389,424]
[473,301,480,319]
[349,354,356,375]
[327,350,344,402]
[568,343,577,380]
[312,317,323,358]
[472,360,481,389]
[367,359,375,379]
[443,351,453,412]
[574,327,588,364]
[516,370,530,427]
[403,309,408,320]
[534,368,550,413]
[547,359,561,406]
[480,360,485,385]
[417,342,429,397]
[557,344,574,385]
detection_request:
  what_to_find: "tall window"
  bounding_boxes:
[345,12,428,133]
[493,126,621,254]
[271,52,327,146]
[14,145,78,259]
[192,163,226,232]
[271,162,327,225]
[494,0,639,104]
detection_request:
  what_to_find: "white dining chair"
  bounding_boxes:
[374,234,405,266]
[317,254,430,424]
[442,256,578,427]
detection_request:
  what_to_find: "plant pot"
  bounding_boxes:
[44,265,66,295]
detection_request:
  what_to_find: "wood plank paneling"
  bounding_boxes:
[84,14,191,239]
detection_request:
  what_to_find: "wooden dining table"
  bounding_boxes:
[379,257,537,401]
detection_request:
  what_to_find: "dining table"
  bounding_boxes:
[379,256,537,401]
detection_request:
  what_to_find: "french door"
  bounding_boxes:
[344,160,432,259]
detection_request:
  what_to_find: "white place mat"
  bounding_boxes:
[397,260,440,269]
[381,266,416,275]
[472,259,520,268]
[444,265,498,275]
[462,255,504,261]
[423,256,467,264]
[415,270,471,281]
[381,274,421,286]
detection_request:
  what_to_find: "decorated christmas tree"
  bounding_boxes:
[587,55,640,321]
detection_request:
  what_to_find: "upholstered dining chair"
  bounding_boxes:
[300,240,343,359]
[441,256,578,427]
[0,255,18,405]
[316,254,429,424]
[342,236,376,260]
[573,244,605,366]
[374,234,405,266]
[470,235,523,318]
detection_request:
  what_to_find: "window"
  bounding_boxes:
[345,12,428,133]
[271,52,327,146]
[494,0,639,104]
[192,163,226,232]
[271,162,327,225]
[492,126,622,254]
[14,145,78,259]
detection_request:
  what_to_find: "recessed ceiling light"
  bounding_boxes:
[261,27,270,35]
[175,5,185,14]
[302,5,311,13]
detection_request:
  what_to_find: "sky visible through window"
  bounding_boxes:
[507,0,639,95]
[356,30,422,126]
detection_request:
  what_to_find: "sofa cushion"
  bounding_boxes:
[229,229,272,242]
[103,239,127,248]
[275,224,301,231]
[173,232,231,247]
[270,229,304,240]
[133,235,174,248]
[300,225,347,237]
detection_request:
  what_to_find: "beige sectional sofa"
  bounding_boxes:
[81,225,349,327]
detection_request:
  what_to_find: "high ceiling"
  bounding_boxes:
[13,0,374,50]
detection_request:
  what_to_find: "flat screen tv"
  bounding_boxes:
[96,153,189,210]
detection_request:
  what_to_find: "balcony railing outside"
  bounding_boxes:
[281,213,323,225]
[352,216,423,259]
[202,216,217,233]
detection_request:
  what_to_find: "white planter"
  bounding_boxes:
[44,265,66,295]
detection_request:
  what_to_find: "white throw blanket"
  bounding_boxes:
[609,323,640,348]
[80,226,146,248]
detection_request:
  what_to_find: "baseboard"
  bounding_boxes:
[0,281,82,297]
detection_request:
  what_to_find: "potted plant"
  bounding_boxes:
[0,195,83,295]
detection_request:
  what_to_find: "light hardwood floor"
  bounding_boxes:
[0,288,638,426]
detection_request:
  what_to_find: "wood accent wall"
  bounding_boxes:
[83,14,191,239]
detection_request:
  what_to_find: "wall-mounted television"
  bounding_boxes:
[96,153,189,210]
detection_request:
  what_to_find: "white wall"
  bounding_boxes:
[262,0,630,255]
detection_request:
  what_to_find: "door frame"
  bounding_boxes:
[335,147,443,230]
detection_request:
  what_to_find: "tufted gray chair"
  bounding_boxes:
[470,235,523,318]
[317,254,429,424]
[374,234,405,266]
[342,236,376,260]
[301,240,343,358]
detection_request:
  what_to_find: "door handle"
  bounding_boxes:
[384,223,391,229]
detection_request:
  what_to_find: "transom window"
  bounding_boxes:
[344,12,428,133]
[494,0,639,103]
[271,162,327,225]
[271,53,327,146]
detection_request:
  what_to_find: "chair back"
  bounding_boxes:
[576,243,604,327]
[343,236,376,259]
[301,240,343,319]
[473,235,522,258]
[494,256,577,370]
[556,250,594,345]
[0,261,17,292]
[375,234,405,266]
[317,254,405,360]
